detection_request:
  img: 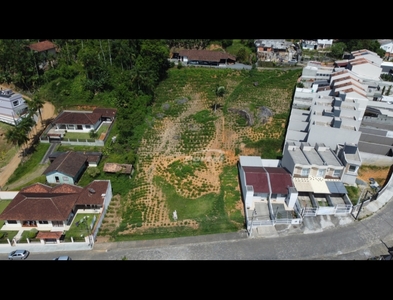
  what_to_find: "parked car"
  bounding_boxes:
[8,250,30,260]
[53,256,72,261]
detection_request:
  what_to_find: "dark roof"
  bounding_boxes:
[243,166,293,195]
[49,151,102,164]
[53,111,102,125]
[43,151,87,177]
[75,180,111,205]
[28,40,57,52]
[326,181,347,194]
[92,108,117,118]
[178,49,236,62]
[243,166,269,193]
[263,167,293,194]
[0,181,109,221]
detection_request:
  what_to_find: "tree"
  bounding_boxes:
[28,95,45,122]
[328,42,346,59]
[214,85,225,112]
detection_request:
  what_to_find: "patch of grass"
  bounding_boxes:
[65,213,99,240]
[0,231,18,243]
[6,143,51,185]
[0,200,12,228]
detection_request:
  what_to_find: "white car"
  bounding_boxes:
[53,256,72,261]
[8,250,30,260]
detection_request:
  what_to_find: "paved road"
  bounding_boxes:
[9,195,393,260]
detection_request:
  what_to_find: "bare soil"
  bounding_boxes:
[357,165,391,186]
[98,89,266,238]
[0,83,56,188]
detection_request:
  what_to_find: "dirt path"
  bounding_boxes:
[0,84,56,188]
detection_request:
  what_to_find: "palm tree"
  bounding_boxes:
[31,95,45,122]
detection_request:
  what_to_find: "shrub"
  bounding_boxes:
[87,167,101,178]
[29,228,38,239]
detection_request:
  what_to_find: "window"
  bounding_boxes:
[67,125,74,130]
[13,100,18,106]
[301,168,310,176]
[333,169,341,177]
[7,220,17,224]
[349,165,357,172]
[63,177,69,181]
[316,169,326,177]
[39,221,49,224]
[52,221,63,227]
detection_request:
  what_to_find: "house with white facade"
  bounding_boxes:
[317,39,333,49]
[0,180,113,232]
[238,156,302,235]
[281,142,353,217]
[0,89,29,125]
[286,91,363,149]
[380,41,393,60]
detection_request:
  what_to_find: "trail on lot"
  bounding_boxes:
[0,84,56,189]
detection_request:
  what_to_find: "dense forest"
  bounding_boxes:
[0,39,220,163]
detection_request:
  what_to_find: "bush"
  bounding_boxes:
[29,228,38,239]
[87,167,101,178]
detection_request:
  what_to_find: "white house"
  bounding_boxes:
[0,180,113,232]
[0,89,29,125]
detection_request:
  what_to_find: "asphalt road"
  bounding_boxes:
[9,196,393,261]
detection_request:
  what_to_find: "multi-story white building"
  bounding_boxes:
[0,89,29,125]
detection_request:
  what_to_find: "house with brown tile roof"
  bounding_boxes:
[27,40,58,70]
[28,40,57,53]
[52,111,102,133]
[176,49,236,66]
[49,151,102,167]
[0,180,112,232]
[43,151,88,184]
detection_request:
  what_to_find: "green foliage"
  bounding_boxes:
[87,167,101,178]
[89,129,98,139]
[28,228,38,239]
[6,143,50,185]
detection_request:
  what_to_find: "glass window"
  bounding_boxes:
[13,100,18,106]
[301,168,310,176]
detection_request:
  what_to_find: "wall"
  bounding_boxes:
[46,172,75,185]
[0,192,18,200]
[359,151,393,166]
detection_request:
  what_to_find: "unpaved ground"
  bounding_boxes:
[98,88,268,240]
[357,165,391,186]
[0,83,56,188]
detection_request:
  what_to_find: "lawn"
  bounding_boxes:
[0,200,18,244]
[64,213,99,242]
[63,123,110,140]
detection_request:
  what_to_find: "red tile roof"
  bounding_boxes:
[0,181,110,221]
[76,180,111,205]
[53,111,102,125]
[178,49,236,62]
[36,231,63,239]
[28,40,57,52]
[92,108,117,118]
